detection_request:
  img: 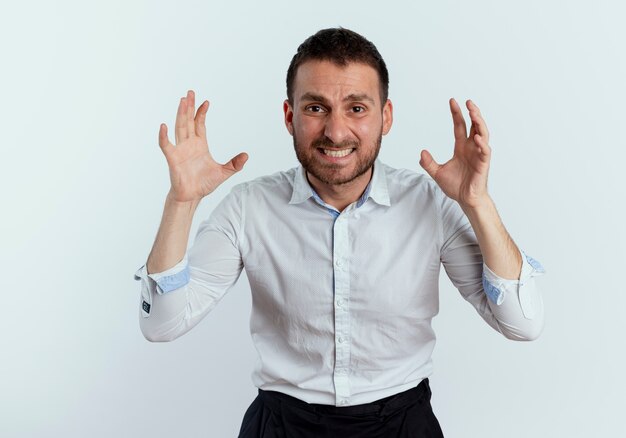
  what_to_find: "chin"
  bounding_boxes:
[307,163,371,186]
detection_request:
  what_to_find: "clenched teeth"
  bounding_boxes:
[322,148,354,158]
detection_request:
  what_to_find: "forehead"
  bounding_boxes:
[293,60,382,104]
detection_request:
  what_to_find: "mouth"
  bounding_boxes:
[318,148,355,158]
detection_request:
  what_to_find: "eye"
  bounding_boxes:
[351,105,366,113]
[305,105,325,113]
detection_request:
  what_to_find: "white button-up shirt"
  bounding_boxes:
[135,160,545,406]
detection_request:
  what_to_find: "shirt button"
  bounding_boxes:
[335,259,343,268]
[339,399,349,405]
[336,298,344,307]
[338,337,345,344]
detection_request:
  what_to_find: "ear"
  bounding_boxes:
[283,100,294,136]
[382,99,393,135]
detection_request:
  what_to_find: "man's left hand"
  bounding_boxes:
[420,98,492,210]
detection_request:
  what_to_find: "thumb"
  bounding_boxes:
[419,149,440,179]
[223,152,249,175]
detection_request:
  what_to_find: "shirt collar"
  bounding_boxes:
[289,159,391,207]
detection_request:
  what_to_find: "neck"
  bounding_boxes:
[306,167,373,212]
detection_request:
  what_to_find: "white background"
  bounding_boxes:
[2,0,625,436]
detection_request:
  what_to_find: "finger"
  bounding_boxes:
[469,120,477,139]
[467,100,490,141]
[186,90,196,137]
[222,152,249,175]
[473,134,492,162]
[175,97,187,144]
[419,149,441,179]
[158,124,174,158]
[449,98,468,142]
[466,100,478,139]
[195,100,209,139]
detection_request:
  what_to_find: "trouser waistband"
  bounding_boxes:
[258,379,431,418]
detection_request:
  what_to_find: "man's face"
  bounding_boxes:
[284,60,393,187]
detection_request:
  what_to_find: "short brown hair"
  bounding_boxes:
[286,28,389,104]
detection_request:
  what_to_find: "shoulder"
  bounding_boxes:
[227,166,298,203]
[378,162,468,239]
[379,162,442,200]
[206,167,297,223]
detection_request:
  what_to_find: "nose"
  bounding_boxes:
[323,112,351,144]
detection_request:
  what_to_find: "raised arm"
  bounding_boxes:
[421,98,544,340]
[135,90,248,341]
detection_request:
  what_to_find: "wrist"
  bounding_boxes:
[165,191,202,213]
[459,194,494,214]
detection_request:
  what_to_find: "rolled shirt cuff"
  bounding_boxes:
[482,250,545,309]
[134,257,190,318]
[134,256,190,294]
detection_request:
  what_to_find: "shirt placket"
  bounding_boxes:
[332,213,351,406]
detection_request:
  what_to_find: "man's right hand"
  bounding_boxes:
[159,90,248,203]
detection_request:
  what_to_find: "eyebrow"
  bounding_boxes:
[300,92,375,104]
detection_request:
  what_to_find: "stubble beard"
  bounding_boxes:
[293,133,382,186]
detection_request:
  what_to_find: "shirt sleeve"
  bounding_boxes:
[133,186,245,342]
[438,194,545,341]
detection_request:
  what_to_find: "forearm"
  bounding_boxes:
[146,191,201,274]
[461,196,522,280]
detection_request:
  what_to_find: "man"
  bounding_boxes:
[135,28,545,437]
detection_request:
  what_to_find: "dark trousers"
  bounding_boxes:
[238,379,444,437]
